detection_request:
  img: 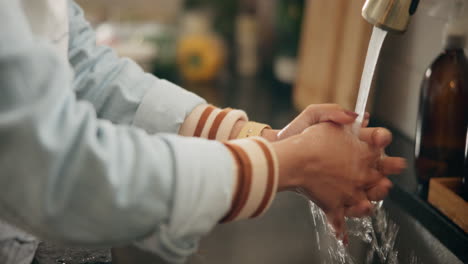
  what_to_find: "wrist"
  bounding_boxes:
[261,129,279,142]
[272,140,304,191]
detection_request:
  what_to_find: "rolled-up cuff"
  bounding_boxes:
[221,137,279,222]
[179,104,248,141]
[132,136,278,262]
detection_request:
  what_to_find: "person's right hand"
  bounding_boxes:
[272,122,398,239]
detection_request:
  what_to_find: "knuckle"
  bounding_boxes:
[305,105,317,114]
[344,191,359,205]
[355,177,366,188]
[305,104,315,111]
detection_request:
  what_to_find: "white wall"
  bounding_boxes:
[372,0,455,139]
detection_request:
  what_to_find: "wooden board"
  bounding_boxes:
[428,178,468,233]
[294,0,372,110]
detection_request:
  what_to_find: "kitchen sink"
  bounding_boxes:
[111,191,463,264]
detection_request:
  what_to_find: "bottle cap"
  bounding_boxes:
[443,0,468,49]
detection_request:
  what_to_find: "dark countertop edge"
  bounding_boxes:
[388,186,468,263]
[377,120,468,263]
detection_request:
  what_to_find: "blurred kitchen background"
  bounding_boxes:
[74,0,309,130]
[39,0,466,263]
[74,0,459,140]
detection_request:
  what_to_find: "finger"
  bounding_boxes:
[345,200,373,217]
[343,189,367,207]
[366,178,393,201]
[319,109,358,125]
[362,112,370,127]
[311,104,358,125]
[326,208,347,241]
[378,156,407,175]
[362,169,386,188]
[359,127,392,148]
[343,232,349,247]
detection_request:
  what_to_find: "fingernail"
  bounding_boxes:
[344,110,358,118]
[343,236,349,247]
[335,231,343,240]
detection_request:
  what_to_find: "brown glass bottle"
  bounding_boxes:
[415,44,468,200]
[464,145,468,201]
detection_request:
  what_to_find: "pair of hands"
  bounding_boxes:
[259,104,406,241]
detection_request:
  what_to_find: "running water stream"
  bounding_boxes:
[307,27,421,264]
[353,26,387,132]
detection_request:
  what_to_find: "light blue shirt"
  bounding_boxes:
[0,0,235,263]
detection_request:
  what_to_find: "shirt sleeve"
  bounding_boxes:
[0,1,280,263]
[68,1,253,141]
[68,0,205,133]
[0,0,236,262]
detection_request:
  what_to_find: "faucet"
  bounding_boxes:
[362,0,420,33]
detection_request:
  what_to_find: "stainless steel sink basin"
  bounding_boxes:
[112,191,462,264]
[186,193,461,264]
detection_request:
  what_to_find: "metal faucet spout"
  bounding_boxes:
[362,0,420,33]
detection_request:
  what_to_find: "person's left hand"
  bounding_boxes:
[261,104,369,141]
